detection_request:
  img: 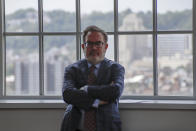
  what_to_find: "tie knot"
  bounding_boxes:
[89,65,96,72]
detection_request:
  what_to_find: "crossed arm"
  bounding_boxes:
[62,64,125,110]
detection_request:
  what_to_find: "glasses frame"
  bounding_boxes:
[84,41,104,48]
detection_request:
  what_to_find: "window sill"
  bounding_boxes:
[1,99,196,109]
[120,99,196,109]
[0,99,66,109]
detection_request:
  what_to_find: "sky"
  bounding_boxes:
[5,0,192,15]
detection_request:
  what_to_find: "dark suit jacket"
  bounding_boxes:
[61,58,125,131]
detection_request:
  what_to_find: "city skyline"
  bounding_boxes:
[5,11,193,96]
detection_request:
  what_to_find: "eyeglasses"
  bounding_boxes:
[84,41,104,48]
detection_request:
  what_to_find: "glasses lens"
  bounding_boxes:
[85,41,103,48]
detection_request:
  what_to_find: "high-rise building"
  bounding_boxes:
[158,34,191,57]
[119,13,151,71]
[44,60,64,95]
[14,60,39,95]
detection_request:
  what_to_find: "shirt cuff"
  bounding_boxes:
[92,99,100,108]
[80,85,88,92]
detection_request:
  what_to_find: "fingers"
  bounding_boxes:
[110,81,114,85]
[99,100,108,105]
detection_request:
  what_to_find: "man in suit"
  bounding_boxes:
[61,25,125,131]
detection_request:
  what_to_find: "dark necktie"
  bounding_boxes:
[84,65,96,131]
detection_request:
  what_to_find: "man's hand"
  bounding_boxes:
[99,100,108,105]
[110,81,114,85]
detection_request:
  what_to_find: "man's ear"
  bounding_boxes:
[82,43,85,50]
[105,43,108,50]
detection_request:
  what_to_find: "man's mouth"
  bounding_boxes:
[89,52,99,56]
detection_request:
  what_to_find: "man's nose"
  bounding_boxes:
[92,44,97,49]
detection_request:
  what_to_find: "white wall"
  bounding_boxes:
[121,109,196,131]
[0,108,196,131]
[0,109,63,131]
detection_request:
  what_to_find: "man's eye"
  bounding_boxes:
[95,42,102,45]
[95,43,101,45]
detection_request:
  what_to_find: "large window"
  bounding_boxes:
[0,0,195,99]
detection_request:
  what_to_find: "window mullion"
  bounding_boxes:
[114,0,119,62]
[193,0,196,98]
[153,0,158,96]
[38,0,44,96]
[0,0,5,96]
[76,0,81,60]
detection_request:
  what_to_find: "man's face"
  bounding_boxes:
[82,31,108,65]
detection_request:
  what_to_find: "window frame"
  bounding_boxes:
[0,0,196,100]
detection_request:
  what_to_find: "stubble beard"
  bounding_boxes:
[86,52,105,65]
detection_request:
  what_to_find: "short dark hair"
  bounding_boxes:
[82,25,108,43]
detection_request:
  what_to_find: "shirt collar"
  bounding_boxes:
[87,62,101,69]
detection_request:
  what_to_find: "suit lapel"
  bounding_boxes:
[97,58,108,84]
[80,59,88,83]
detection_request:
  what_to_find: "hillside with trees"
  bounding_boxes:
[5,8,192,51]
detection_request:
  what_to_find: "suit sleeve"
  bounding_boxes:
[62,66,95,110]
[87,64,125,103]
